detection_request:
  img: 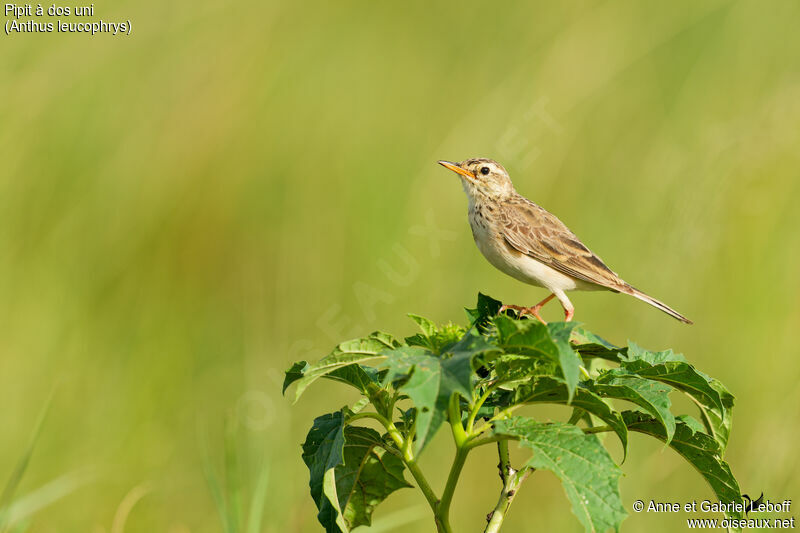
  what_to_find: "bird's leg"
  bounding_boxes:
[499,294,556,324]
[527,293,556,324]
[553,290,575,322]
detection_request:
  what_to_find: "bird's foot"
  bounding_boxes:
[499,304,548,324]
[498,304,524,315]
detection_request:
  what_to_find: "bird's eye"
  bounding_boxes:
[480,166,490,175]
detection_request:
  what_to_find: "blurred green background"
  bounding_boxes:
[1,0,799,531]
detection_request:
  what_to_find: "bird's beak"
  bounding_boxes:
[438,160,475,180]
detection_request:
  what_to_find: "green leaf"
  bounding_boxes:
[350,397,370,414]
[494,417,627,533]
[494,316,582,400]
[493,315,553,357]
[408,314,437,338]
[591,371,676,445]
[622,341,686,364]
[382,345,473,453]
[548,322,583,402]
[570,327,623,362]
[513,377,628,460]
[548,321,581,344]
[284,362,382,400]
[465,292,502,331]
[285,332,399,401]
[283,361,308,394]
[302,412,348,531]
[446,328,500,361]
[493,354,555,386]
[622,411,742,520]
[405,316,466,354]
[324,365,383,393]
[396,407,416,435]
[329,427,411,530]
[621,359,724,415]
[694,377,735,455]
[493,316,563,362]
[622,343,732,451]
[302,411,411,533]
[676,414,706,434]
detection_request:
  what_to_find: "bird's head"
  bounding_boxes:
[437,158,514,200]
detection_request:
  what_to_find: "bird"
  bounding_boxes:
[438,158,692,324]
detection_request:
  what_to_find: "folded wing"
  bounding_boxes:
[499,196,626,291]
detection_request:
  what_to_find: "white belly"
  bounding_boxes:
[470,215,593,293]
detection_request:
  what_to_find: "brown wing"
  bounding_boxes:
[499,195,627,290]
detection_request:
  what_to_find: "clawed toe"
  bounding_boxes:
[499,304,547,324]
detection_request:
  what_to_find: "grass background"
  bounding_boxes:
[1,0,799,531]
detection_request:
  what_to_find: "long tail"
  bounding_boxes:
[624,286,693,324]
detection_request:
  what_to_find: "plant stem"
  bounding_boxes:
[437,445,468,532]
[482,437,533,532]
[431,394,473,533]
[582,424,614,434]
[346,411,440,517]
[484,467,533,533]
[346,411,392,427]
[447,394,469,446]
[404,457,440,516]
[464,434,516,451]
[392,430,441,522]
[389,429,440,518]
[465,383,496,434]
[470,404,523,437]
[497,440,510,483]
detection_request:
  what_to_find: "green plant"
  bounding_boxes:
[0,393,90,533]
[200,417,272,533]
[283,294,741,533]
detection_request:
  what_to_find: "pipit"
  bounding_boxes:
[438,158,692,324]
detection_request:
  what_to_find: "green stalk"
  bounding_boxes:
[469,403,523,439]
[346,411,440,518]
[483,438,532,533]
[436,446,468,533]
[582,424,614,434]
[447,394,469,446]
[465,383,497,434]
[497,440,510,483]
[433,394,472,533]
[404,457,441,519]
[464,434,516,451]
[484,467,533,533]
[385,426,440,518]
